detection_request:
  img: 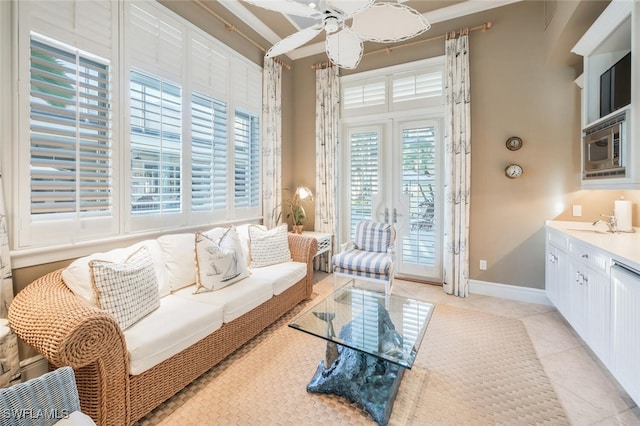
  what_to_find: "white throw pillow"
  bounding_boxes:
[194,227,249,292]
[157,233,198,291]
[248,224,292,268]
[89,246,160,330]
[62,240,168,306]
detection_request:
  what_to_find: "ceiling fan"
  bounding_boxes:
[241,0,430,69]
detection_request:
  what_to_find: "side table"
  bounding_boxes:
[302,231,333,272]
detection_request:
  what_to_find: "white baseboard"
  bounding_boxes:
[469,279,552,306]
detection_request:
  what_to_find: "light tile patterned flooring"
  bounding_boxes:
[324,272,640,426]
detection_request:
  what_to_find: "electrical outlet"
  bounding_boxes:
[479,259,487,270]
[573,205,582,217]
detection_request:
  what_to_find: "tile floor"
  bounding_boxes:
[321,272,640,426]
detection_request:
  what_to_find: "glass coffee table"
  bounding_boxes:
[289,286,434,425]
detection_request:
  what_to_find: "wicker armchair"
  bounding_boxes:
[0,366,95,425]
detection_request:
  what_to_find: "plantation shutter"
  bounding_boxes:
[191,34,228,98]
[349,130,379,236]
[30,39,111,215]
[129,2,183,82]
[401,125,437,267]
[342,78,386,110]
[234,110,260,209]
[230,57,262,110]
[192,94,228,213]
[27,0,115,59]
[392,70,442,103]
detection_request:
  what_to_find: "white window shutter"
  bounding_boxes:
[191,93,228,213]
[230,57,262,111]
[191,33,228,99]
[129,2,183,82]
[392,70,443,103]
[28,0,115,59]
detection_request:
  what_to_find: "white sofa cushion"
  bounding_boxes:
[234,224,251,263]
[124,295,223,375]
[253,262,307,295]
[248,224,291,268]
[89,246,160,330]
[55,411,97,426]
[62,239,169,306]
[173,275,273,323]
[157,233,197,291]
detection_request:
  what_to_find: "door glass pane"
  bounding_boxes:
[402,126,437,266]
[349,130,379,236]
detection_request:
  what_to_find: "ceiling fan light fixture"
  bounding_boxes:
[324,16,340,34]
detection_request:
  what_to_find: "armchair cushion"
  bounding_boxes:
[332,248,394,280]
[354,220,395,253]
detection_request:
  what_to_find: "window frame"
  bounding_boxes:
[8,0,263,267]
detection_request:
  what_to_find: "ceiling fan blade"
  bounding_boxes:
[241,0,321,18]
[351,3,430,43]
[266,24,323,58]
[326,27,363,69]
[327,0,375,18]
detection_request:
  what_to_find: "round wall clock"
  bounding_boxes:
[506,136,523,151]
[505,164,523,179]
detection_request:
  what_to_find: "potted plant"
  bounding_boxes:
[276,186,313,234]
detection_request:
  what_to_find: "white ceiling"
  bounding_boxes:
[217,0,521,61]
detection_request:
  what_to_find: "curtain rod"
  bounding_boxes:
[194,0,291,70]
[311,21,493,70]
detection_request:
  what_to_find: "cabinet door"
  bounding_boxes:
[568,262,589,340]
[611,264,640,405]
[586,268,611,366]
[545,244,560,306]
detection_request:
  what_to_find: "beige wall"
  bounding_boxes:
[288,1,610,290]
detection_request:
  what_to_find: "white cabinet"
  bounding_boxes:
[565,239,611,350]
[610,262,640,405]
[544,225,640,404]
[545,230,567,309]
[572,0,639,188]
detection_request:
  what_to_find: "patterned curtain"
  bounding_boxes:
[0,176,21,386]
[262,58,283,229]
[443,30,471,297]
[314,65,339,271]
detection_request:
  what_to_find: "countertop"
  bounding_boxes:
[546,221,640,271]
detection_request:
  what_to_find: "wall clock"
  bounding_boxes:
[506,136,523,151]
[505,164,523,179]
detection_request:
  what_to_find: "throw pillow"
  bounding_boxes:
[194,226,249,293]
[248,224,292,268]
[89,246,160,330]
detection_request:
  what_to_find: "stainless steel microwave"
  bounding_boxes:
[583,111,627,179]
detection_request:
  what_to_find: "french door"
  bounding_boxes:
[342,118,442,281]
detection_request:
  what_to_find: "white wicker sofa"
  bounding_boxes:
[9,224,317,426]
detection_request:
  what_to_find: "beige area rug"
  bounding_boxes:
[136,277,568,425]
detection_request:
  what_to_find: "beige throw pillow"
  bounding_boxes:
[89,246,160,330]
[248,224,292,268]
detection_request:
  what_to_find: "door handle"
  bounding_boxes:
[393,208,397,224]
[384,208,389,224]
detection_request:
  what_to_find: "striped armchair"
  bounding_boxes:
[332,220,396,295]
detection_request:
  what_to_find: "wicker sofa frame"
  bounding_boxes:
[8,234,318,426]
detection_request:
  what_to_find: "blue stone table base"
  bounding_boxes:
[306,344,404,426]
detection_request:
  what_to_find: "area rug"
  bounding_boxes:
[136,277,568,425]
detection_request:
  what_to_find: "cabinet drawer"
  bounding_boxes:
[569,240,611,273]
[547,229,568,251]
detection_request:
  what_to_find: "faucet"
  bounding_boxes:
[593,214,618,233]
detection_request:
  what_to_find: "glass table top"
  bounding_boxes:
[289,286,435,369]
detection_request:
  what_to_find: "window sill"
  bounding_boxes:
[10,217,262,269]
